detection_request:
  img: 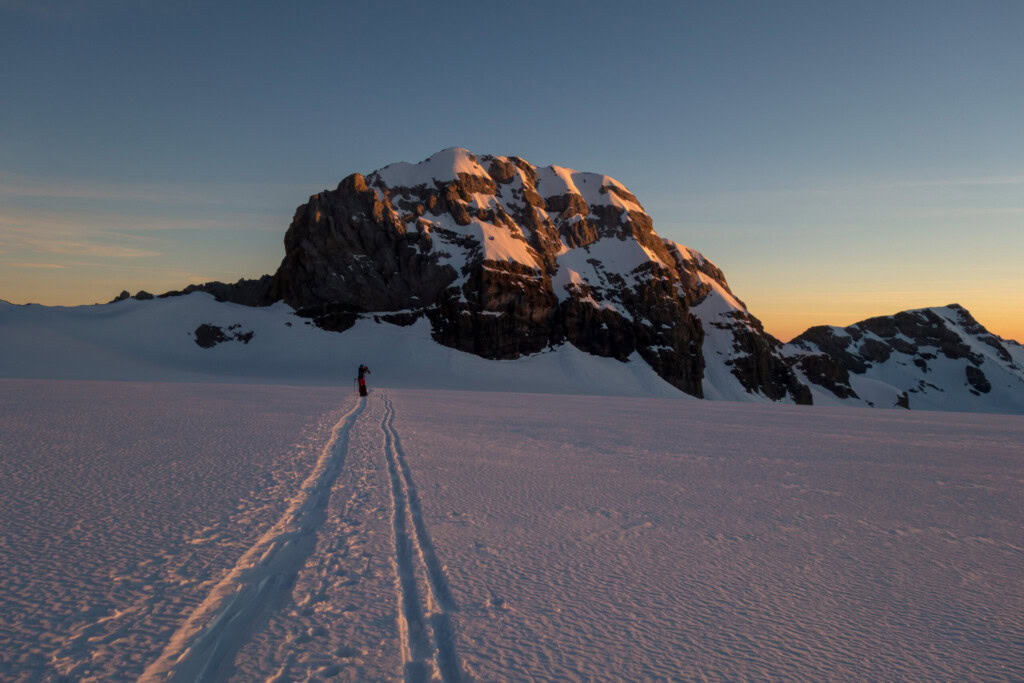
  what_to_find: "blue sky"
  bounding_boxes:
[2,0,1022,340]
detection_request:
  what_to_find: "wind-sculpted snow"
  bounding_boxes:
[387,389,1024,679]
[3,380,1023,679]
[142,397,367,680]
[0,380,349,680]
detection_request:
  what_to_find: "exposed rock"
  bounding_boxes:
[193,323,254,348]
[965,365,991,394]
[795,353,859,399]
[790,327,869,374]
[859,309,981,364]
[160,276,275,307]
[859,338,891,364]
[194,324,229,348]
[785,304,1023,409]
[271,171,457,318]
[945,304,1013,363]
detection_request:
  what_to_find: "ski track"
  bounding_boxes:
[380,394,463,682]
[231,393,397,681]
[141,396,367,681]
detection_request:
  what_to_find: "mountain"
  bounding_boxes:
[260,147,808,401]
[785,304,1024,413]
[4,148,1022,413]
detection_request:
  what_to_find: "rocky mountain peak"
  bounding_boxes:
[264,148,813,399]
[785,304,1024,411]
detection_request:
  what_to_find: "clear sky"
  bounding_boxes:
[2,0,1022,341]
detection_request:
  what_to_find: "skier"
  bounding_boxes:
[357,364,371,396]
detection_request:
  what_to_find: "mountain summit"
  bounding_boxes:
[260,147,808,400]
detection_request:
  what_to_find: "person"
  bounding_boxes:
[357,364,371,396]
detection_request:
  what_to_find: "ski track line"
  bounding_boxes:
[140,396,367,682]
[380,394,462,682]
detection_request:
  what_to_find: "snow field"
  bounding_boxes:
[387,390,1024,679]
[0,296,685,399]
[2,380,1022,679]
[142,396,369,680]
[230,393,399,681]
[0,380,349,680]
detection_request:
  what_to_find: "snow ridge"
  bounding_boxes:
[373,147,492,188]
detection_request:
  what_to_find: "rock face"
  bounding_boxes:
[193,323,254,348]
[162,277,274,307]
[785,304,1024,412]
[117,277,274,307]
[266,148,809,400]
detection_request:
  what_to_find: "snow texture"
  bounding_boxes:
[2,381,1022,680]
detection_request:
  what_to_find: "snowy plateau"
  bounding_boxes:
[1,148,1023,679]
[2,381,1022,680]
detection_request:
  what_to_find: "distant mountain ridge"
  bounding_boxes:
[785,304,1024,412]
[63,148,1024,413]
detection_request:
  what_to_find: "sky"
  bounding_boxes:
[1,0,1022,342]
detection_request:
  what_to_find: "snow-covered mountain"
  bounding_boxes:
[785,304,1024,413]
[259,147,809,401]
[3,148,1022,413]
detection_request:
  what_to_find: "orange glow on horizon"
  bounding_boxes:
[754,301,1024,344]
